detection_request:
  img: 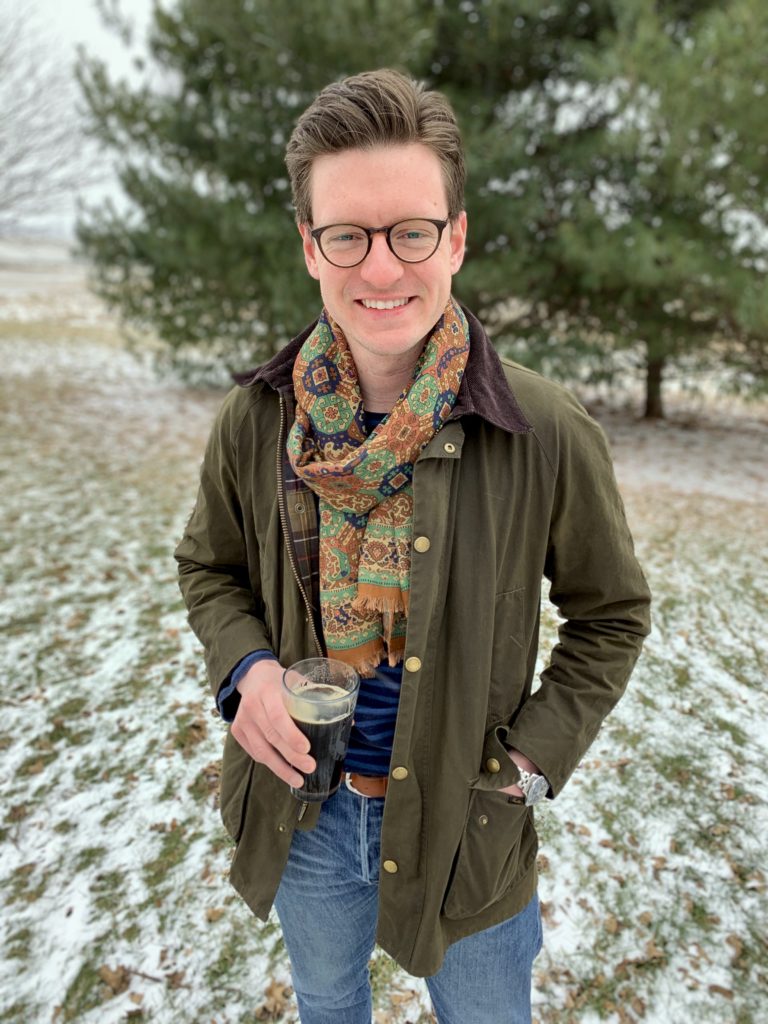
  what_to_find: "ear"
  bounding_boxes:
[448,211,468,275]
[299,222,321,280]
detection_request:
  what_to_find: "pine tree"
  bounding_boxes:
[438,0,767,417]
[77,0,436,375]
[78,0,767,413]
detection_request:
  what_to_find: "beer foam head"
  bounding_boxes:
[284,681,354,723]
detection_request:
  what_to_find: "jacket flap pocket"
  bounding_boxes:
[443,790,535,920]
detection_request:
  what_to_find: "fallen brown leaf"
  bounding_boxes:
[254,977,293,1020]
[165,969,186,990]
[708,984,734,999]
[97,964,130,996]
[645,939,667,962]
[390,988,417,1005]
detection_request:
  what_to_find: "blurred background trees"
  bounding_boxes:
[76,0,436,377]
[0,2,90,235]
[77,0,767,416]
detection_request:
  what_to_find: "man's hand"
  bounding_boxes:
[230,659,316,788]
[498,747,544,800]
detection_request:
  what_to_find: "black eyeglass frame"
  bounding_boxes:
[309,217,450,268]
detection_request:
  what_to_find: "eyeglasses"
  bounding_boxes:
[310,218,450,268]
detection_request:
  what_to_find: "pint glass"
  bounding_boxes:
[282,658,360,802]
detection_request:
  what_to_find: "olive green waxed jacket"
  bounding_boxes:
[175,306,651,977]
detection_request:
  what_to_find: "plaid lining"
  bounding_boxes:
[279,390,321,622]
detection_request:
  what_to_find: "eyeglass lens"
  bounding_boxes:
[319,219,442,267]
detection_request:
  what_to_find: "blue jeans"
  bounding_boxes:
[274,782,542,1024]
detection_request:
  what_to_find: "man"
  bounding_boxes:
[175,69,651,1024]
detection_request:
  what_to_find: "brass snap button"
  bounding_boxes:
[404,657,422,673]
[486,757,501,774]
[391,766,408,781]
[383,860,399,874]
[413,536,431,553]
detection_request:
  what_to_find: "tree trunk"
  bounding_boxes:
[644,354,665,419]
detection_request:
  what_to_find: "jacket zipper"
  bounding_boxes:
[276,394,324,659]
[277,394,323,823]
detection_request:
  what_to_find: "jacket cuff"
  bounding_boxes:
[469,726,520,792]
[217,650,278,722]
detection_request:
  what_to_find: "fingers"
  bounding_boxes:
[498,782,524,799]
[233,717,306,788]
[259,680,313,763]
[231,661,316,787]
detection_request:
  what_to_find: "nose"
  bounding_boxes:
[358,231,404,288]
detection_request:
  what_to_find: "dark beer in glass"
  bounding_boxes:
[282,659,360,802]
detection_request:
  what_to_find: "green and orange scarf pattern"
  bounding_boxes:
[287,299,469,675]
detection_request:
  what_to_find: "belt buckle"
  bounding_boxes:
[345,773,367,797]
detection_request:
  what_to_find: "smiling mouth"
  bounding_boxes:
[358,297,412,310]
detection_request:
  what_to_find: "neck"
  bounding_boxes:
[355,349,423,413]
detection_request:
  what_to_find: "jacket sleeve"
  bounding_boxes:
[174,390,274,701]
[505,392,651,796]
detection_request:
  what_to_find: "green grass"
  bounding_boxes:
[58,953,108,1022]
[2,314,766,1024]
[4,928,33,961]
[2,863,50,907]
[203,926,245,990]
[74,847,108,872]
[0,1003,34,1024]
[91,870,128,914]
[142,823,194,893]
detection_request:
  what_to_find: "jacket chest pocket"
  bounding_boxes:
[442,790,537,920]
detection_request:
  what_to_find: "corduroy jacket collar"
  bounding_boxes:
[235,302,532,436]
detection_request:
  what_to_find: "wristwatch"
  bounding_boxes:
[507,765,549,807]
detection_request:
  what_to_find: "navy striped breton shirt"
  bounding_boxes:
[217,410,402,777]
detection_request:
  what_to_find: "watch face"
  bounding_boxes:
[525,775,548,805]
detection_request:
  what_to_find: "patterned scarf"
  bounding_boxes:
[287,298,470,676]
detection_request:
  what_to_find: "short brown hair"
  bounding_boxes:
[285,68,465,225]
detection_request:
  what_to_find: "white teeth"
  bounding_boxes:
[361,298,410,309]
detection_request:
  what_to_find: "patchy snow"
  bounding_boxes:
[1,246,766,1024]
[604,409,768,505]
[0,239,112,328]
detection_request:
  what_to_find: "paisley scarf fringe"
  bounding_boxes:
[355,585,410,616]
[331,636,407,678]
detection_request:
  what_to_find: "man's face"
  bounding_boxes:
[299,143,467,368]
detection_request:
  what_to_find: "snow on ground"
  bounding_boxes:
[0,239,113,329]
[0,242,766,1024]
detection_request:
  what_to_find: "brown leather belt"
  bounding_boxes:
[341,771,389,798]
